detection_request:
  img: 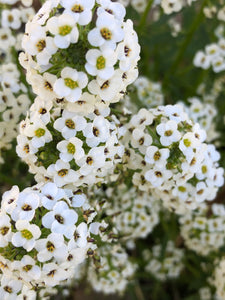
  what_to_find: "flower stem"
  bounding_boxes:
[138,0,154,33]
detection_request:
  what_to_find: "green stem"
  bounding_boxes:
[169,0,207,74]
[137,0,154,33]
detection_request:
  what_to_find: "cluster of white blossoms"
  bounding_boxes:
[213,259,225,300]
[193,31,225,73]
[20,0,140,106]
[121,104,224,214]
[181,96,218,143]
[101,183,160,240]
[88,244,137,295]
[0,2,34,163]
[133,76,164,108]
[0,63,31,163]
[143,240,184,281]
[0,183,100,298]
[117,0,198,14]
[0,0,33,7]
[16,95,124,187]
[179,203,225,256]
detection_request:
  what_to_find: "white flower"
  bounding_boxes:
[0,213,12,247]
[97,0,126,21]
[47,159,79,187]
[35,233,68,262]
[0,276,22,300]
[54,67,88,102]
[42,201,78,238]
[83,116,110,147]
[46,13,79,48]
[1,185,19,215]
[12,255,41,281]
[85,48,117,80]
[11,191,40,222]
[144,166,173,188]
[193,51,211,69]
[156,120,181,146]
[179,132,201,158]
[53,110,87,139]
[68,222,88,248]
[61,0,95,25]
[1,9,21,30]
[41,182,65,210]
[145,146,170,167]
[22,23,57,66]
[57,137,85,162]
[24,120,52,148]
[88,11,124,48]
[42,263,68,287]
[12,220,41,251]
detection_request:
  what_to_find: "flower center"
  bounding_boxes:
[100,28,112,40]
[46,241,55,252]
[4,286,12,293]
[71,4,84,13]
[39,108,47,115]
[197,189,204,195]
[23,264,33,272]
[8,15,14,22]
[183,138,191,147]
[86,156,93,165]
[58,169,68,177]
[164,130,173,136]
[0,226,9,236]
[190,157,196,165]
[59,25,72,36]
[44,81,53,91]
[23,144,30,154]
[124,46,131,57]
[65,119,75,129]
[96,56,106,70]
[100,80,109,90]
[155,171,162,178]
[93,127,100,137]
[35,128,45,137]
[55,214,64,224]
[67,142,76,154]
[153,151,161,161]
[202,165,207,174]
[21,229,33,240]
[64,78,79,89]
[178,186,186,192]
[22,204,32,211]
[36,39,46,52]
[47,269,56,277]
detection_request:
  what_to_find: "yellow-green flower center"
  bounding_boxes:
[65,119,75,129]
[67,142,76,154]
[183,138,191,147]
[23,265,33,272]
[58,169,68,177]
[36,39,46,52]
[164,130,173,136]
[64,78,79,89]
[21,229,33,240]
[23,144,30,154]
[100,28,112,40]
[202,165,207,174]
[153,151,161,161]
[4,286,12,293]
[96,56,106,70]
[178,186,186,192]
[35,128,45,137]
[0,226,9,236]
[22,204,32,211]
[71,4,84,13]
[59,25,72,36]
[47,241,55,252]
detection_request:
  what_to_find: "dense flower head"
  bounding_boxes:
[16,96,124,188]
[179,203,225,256]
[0,183,98,295]
[143,240,184,281]
[121,104,224,214]
[89,183,160,240]
[20,0,140,106]
[88,244,137,294]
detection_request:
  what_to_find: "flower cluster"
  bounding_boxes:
[213,259,225,300]
[17,95,124,188]
[179,203,225,256]
[88,244,137,295]
[0,183,98,297]
[121,104,224,214]
[143,240,184,281]
[21,0,140,106]
[94,183,161,241]
[193,32,225,73]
